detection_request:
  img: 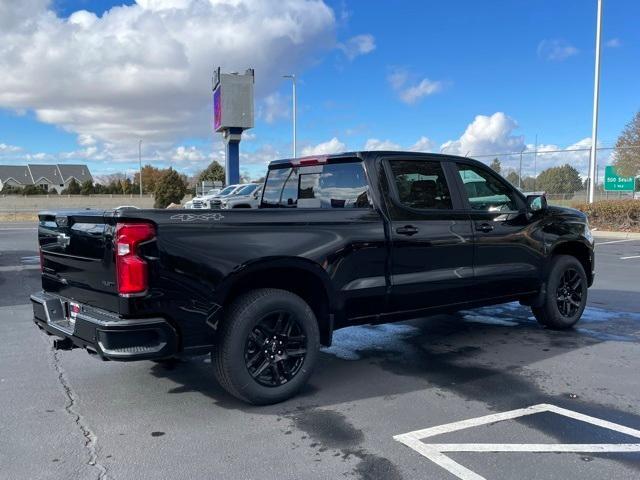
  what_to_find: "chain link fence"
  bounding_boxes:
[467,144,639,206]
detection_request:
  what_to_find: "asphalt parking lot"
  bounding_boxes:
[1,222,639,480]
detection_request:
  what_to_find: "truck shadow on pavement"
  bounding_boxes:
[150,299,640,468]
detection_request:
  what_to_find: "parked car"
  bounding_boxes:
[208,184,250,209]
[32,151,594,405]
[221,183,262,209]
[184,188,220,209]
[189,185,240,209]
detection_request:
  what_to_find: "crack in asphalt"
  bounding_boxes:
[50,348,108,480]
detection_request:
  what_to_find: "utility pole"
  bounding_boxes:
[519,148,524,189]
[588,0,603,203]
[533,134,538,192]
[283,74,297,158]
[138,139,143,197]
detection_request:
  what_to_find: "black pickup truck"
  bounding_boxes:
[32,151,594,404]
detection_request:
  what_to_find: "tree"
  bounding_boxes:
[614,110,640,177]
[504,170,520,187]
[536,164,583,195]
[197,161,225,184]
[121,178,134,195]
[80,180,94,195]
[62,178,81,195]
[154,168,187,208]
[133,165,165,194]
[489,158,501,174]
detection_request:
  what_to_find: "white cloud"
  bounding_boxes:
[388,68,444,105]
[440,112,525,156]
[301,137,346,156]
[171,145,207,163]
[364,136,436,152]
[537,39,579,61]
[408,136,436,152]
[78,134,97,146]
[258,92,290,124]
[605,38,622,48]
[0,143,23,154]
[338,34,376,60]
[364,138,401,151]
[0,0,336,155]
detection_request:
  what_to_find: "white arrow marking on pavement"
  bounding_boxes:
[394,403,640,480]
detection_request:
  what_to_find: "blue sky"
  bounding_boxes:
[0,0,638,180]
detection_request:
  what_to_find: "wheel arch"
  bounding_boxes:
[549,240,593,285]
[215,257,338,346]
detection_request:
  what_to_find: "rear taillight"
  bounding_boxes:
[115,223,155,296]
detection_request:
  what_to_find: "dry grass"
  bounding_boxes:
[0,213,38,223]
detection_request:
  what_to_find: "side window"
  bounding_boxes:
[389,160,453,210]
[456,163,519,212]
[262,161,370,208]
[261,167,299,207]
[297,162,370,208]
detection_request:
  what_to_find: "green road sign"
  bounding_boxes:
[604,165,635,191]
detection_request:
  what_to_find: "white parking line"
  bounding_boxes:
[596,239,638,246]
[394,403,640,480]
[0,265,40,272]
[620,255,640,260]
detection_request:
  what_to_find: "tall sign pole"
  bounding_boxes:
[283,74,297,158]
[588,0,603,204]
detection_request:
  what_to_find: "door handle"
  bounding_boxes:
[396,225,419,236]
[476,223,494,233]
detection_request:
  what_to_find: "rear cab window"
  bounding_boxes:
[261,160,371,209]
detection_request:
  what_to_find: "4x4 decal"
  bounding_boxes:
[170,213,225,222]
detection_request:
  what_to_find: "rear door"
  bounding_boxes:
[261,159,388,320]
[452,161,543,298]
[382,155,475,314]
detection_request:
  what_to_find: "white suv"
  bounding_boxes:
[221,184,263,209]
[188,185,242,209]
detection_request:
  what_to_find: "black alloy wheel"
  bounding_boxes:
[555,268,585,318]
[244,311,307,387]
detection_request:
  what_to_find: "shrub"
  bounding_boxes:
[573,200,640,232]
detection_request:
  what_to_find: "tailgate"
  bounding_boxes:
[39,211,119,312]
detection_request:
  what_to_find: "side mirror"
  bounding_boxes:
[526,194,547,213]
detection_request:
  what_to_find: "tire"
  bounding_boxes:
[212,288,320,405]
[532,255,588,329]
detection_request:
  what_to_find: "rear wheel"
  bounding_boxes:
[212,288,320,405]
[532,255,588,329]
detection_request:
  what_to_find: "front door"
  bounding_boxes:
[453,161,544,299]
[383,156,475,315]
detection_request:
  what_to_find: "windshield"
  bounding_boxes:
[218,185,237,196]
[236,184,259,195]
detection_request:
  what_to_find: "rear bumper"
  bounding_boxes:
[30,291,178,361]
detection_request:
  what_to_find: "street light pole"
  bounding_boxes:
[519,148,524,189]
[283,74,296,158]
[138,139,143,197]
[588,0,603,204]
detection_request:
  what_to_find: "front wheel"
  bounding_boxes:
[212,288,320,405]
[532,255,588,329]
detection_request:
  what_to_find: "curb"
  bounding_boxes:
[593,230,640,239]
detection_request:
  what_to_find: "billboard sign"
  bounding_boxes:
[213,87,222,131]
[604,165,635,191]
[211,68,254,133]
